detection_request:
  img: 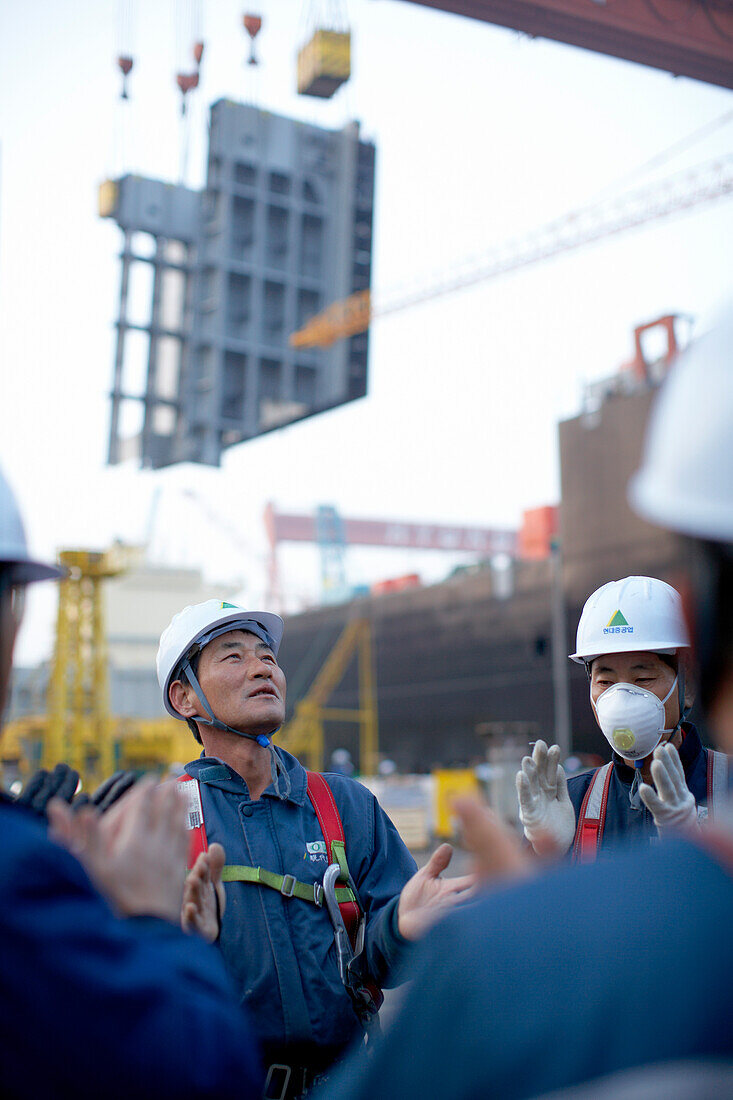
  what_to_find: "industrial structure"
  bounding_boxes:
[101,99,375,468]
[3,315,702,791]
[264,502,519,607]
[402,0,733,89]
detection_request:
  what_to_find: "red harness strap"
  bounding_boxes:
[306,771,362,950]
[306,771,384,1016]
[572,763,614,863]
[176,770,362,949]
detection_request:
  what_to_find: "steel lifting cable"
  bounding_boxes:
[117,0,132,57]
[580,107,733,207]
[113,0,135,172]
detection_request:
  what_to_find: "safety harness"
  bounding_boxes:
[572,750,729,862]
[176,770,383,1026]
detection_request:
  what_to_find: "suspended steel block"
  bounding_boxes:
[297,30,350,99]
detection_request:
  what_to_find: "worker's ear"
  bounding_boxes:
[169,678,201,719]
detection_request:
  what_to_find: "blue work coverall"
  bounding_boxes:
[0,796,262,1099]
[322,830,733,1099]
[567,725,722,851]
[183,747,417,1067]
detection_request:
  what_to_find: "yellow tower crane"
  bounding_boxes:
[44,547,131,787]
[278,618,378,775]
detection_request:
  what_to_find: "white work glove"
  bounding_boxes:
[638,742,698,833]
[516,740,575,856]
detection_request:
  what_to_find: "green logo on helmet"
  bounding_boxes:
[221,601,239,609]
[606,610,629,628]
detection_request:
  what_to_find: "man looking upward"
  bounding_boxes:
[158,601,473,1097]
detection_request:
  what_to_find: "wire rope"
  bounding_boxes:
[582,106,733,206]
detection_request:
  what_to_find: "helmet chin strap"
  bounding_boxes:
[181,659,291,800]
[665,666,690,745]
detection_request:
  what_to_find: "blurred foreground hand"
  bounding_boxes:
[15,763,79,817]
[75,769,139,813]
[452,798,533,882]
[15,765,139,819]
[48,777,188,923]
[453,796,566,884]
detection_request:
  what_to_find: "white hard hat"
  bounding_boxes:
[0,466,63,585]
[569,576,689,664]
[157,599,284,719]
[628,306,733,542]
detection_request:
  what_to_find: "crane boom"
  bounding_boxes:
[290,157,733,349]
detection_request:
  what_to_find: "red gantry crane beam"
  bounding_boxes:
[401,0,733,89]
[264,503,518,609]
[264,503,518,555]
[291,156,733,349]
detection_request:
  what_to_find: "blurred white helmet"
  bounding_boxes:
[628,306,733,542]
[157,599,284,719]
[0,466,63,585]
[570,576,689,665]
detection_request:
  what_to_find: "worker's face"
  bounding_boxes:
[590,651,680,731]
[193,629,286,737]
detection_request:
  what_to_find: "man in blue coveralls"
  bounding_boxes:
[0,465,263,1099]
[319,310,733,1099]
[157,599,474,1097]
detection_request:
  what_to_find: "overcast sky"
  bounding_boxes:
[1,0,731,663]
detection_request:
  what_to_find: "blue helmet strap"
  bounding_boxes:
[179,658,270,746]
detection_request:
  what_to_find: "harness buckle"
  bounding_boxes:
[263,1064,291,1100]
[313,882,323,907]
[280,874,296,898]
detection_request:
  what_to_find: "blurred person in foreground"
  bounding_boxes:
[0,467,263,1099]
[516,575,728,862]
[318,309,733,1100]
[156,600,473,1096]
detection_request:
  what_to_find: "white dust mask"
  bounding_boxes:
[592,677,678,762]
